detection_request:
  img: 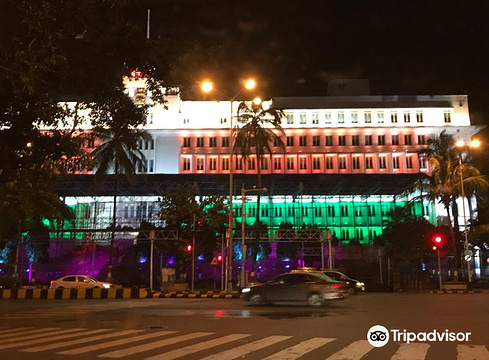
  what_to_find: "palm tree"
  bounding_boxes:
[234,100,285,278]
[416,131,488,270]
[90,95,150,281]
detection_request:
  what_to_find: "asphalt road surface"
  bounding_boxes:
[0,293,488,360]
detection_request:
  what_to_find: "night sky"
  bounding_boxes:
[131,1,489,127]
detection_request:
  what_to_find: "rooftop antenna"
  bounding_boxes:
[146,9,151,40]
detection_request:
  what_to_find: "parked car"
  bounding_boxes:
[322,270,365,294]
[49,275,113,289]
[242,272,349,306]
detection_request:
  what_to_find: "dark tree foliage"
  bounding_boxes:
[381,205,440,267]
[158,185,227,262]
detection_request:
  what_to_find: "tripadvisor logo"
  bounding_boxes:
[367,325,471,347]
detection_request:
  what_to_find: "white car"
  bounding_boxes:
[50,275,112,289]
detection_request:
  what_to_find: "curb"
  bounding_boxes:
[428,290,488,294]
[0,288,153,300]
[157,291,242,299]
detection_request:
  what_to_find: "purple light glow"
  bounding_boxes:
[167,257,175,266]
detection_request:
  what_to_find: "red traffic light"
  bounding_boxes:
[186,244,192,253]
[433,235,443,245]
[217,255,222,262]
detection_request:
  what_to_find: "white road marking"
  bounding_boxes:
[457,344,489,360]
[324,340,373,360]
[0,327,58,339]
[0,327,33,335]
[201,335,292,360]
[58,330,178,355]
[0,328,106,350]
[264,337,335,360]
[0,328,85,348]
[98,332,213,358]
[22,329,142,352]
[145,333,251,360]
[391,343,430,360]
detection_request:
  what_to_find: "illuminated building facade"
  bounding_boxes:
[59,77,482,245]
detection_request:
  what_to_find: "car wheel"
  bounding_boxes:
[348,288,356,295]
[93,286,100,289]
[57,286,64,289]
[249,294,264,305]
[308,293,324,307]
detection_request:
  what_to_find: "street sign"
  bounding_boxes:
[464,255,472,262]
[211,257,219,265]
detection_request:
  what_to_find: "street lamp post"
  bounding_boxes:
[201,79,256,292]
[455,139,480,287]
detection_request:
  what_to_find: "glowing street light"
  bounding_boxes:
[200,78,257,292]
[455,138,481,286]
[201,81,213,93]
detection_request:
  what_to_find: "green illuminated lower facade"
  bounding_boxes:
[58,193,434,245]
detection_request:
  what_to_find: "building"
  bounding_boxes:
[58,77,482,247]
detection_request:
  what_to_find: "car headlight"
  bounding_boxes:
[103,283,111,289]
[356,282,364,287]
[242,287,251,293]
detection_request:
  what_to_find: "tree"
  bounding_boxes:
[382,205,437,262]
[234,100,285,277]
[415,131,488,269]
[158,185,227,264]
[91,92,150,281]
[0,1,171,281]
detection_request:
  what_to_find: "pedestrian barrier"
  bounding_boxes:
[0,288,151,300]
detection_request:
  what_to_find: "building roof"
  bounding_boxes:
[58,174,420,197]
[272,95,458,110]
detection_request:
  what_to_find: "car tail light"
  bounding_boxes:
[331,284,342,288]
[50,281,53,287]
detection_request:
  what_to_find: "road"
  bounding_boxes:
[0,293,488,360]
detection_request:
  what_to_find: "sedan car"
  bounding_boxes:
[242,272,349,306]
[49,275,113,289]
[323,270,365,294]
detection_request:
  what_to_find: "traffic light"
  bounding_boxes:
[433,235,443,245]
[217,254,223,262]
[431,234,444,251]
[186,244,192,253]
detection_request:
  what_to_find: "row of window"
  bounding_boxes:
[183,134,427,148]
[236,204,393,218]
[182,153,424,172]
[178,110,453,126]
[282,110,452,125]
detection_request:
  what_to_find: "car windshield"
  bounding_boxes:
[86,276,98,282]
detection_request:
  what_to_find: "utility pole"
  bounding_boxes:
[149,230,155,291]
[191,214,196,292]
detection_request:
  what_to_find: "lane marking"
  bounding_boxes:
[0,329,107,350]
[58,330,178,355]
[264,337,335,360]
[0,328,85,348]
[324,340,373,360]
[145,333,251,360]
[23,329,142,352]
[98,332,213,358]
[457,344,489,360]
[201,335,292,360]
[0,327,33,335]
[391,343,430,360]
[0,327,58,339]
